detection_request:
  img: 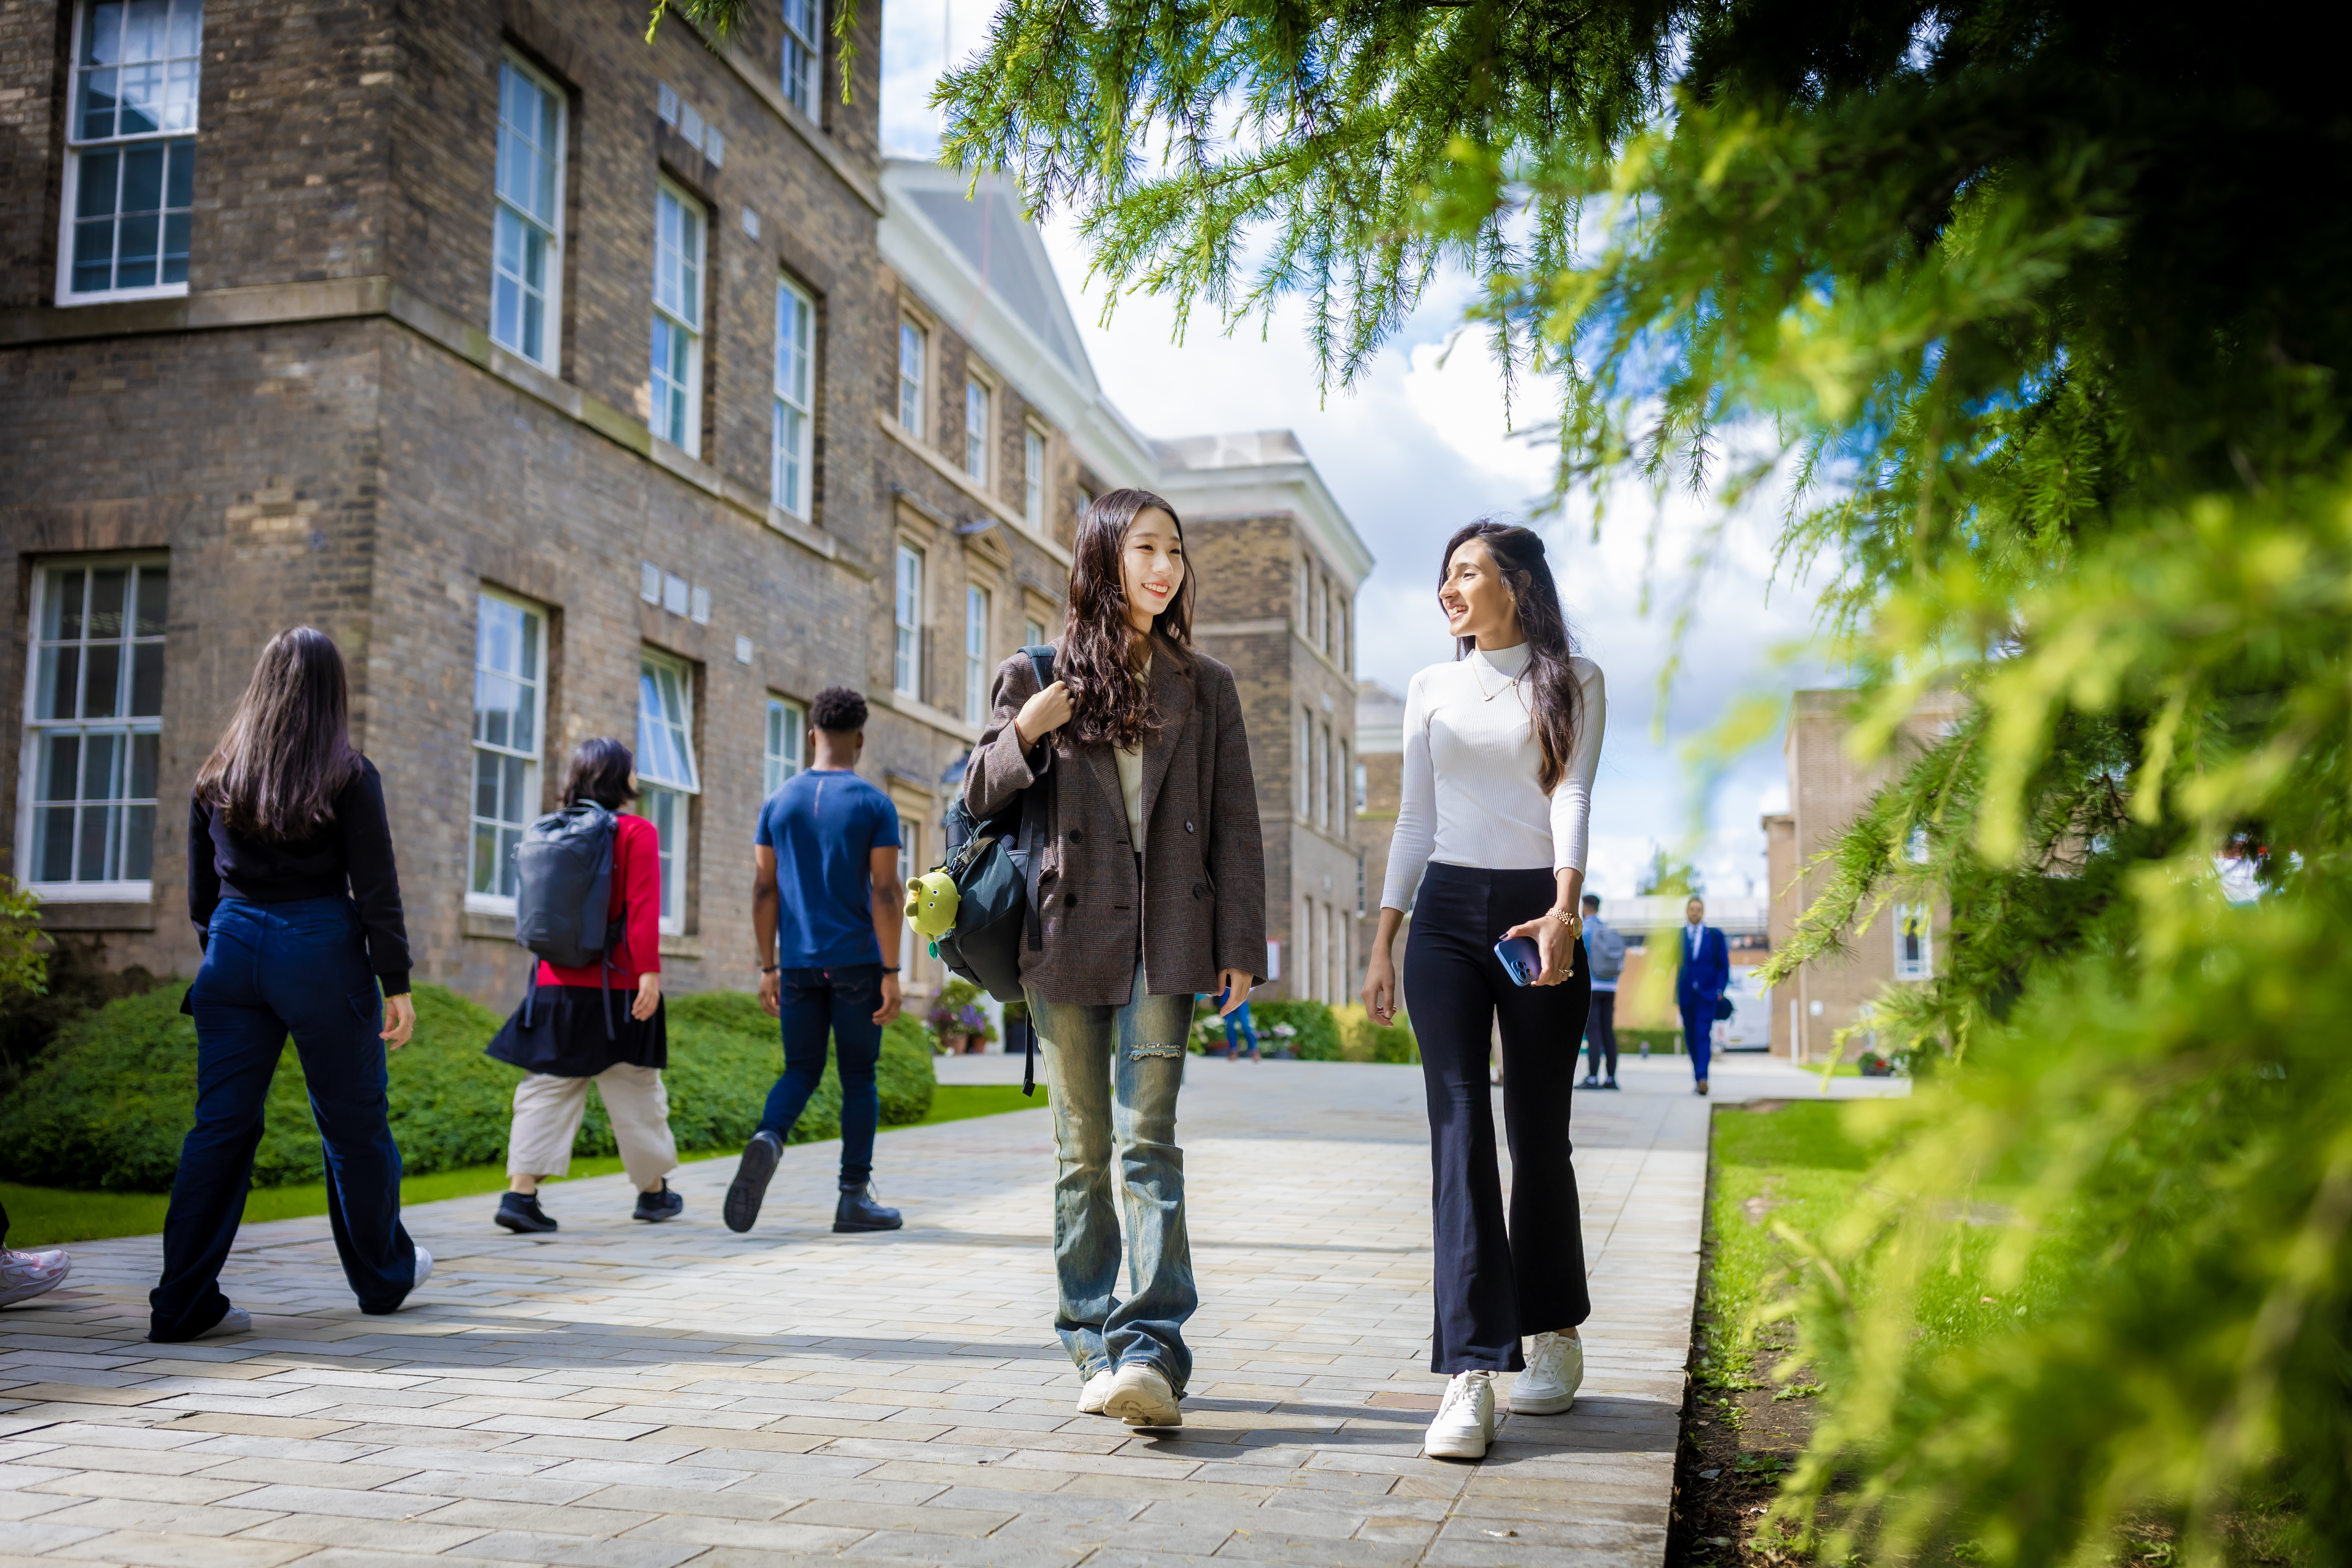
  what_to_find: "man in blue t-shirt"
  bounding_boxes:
[727,686,905,1236]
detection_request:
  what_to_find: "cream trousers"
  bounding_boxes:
[506,1064,678,1189]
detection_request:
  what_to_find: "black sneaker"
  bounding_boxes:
[724,1131,783,1234]
[633,1181,684,1223]
[1581,1074,1600,1088]
[1602,1078,1621,1091]
[834,1182,902,1233]
[495,1192,557,1233]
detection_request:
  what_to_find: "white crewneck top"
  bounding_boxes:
[1379,644,1606,913]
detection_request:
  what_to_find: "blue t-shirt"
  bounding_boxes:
[754,769,902,968]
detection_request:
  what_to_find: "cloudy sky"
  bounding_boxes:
[881,8,1844,899]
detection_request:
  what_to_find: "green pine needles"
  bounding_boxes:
[936,3,2352,1563]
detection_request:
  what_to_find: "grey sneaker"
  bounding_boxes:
[412,1247,433,1290]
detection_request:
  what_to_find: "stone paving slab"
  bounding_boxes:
[0,1053,1896,1565]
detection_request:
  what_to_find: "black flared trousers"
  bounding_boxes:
[1404,862,1592,1372]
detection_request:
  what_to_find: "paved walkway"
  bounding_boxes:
[3,1051,1899,1568]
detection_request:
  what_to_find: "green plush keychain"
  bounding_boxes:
[903,871,960,939]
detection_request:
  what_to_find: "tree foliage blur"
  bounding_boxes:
[938,2,2352,1562]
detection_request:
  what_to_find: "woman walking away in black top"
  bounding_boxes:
[152,626,427,1343]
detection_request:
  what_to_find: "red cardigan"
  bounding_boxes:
[535,813,662,988]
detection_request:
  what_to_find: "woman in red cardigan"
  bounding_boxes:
[486,738,682,1232]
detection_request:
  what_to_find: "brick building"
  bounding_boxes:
[1156,434,1370,1004]
[0,0,1366,1010]
[1763,688,1962,1061]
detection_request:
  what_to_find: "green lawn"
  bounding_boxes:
[1702,1099,1874,1378]
[0,1080,1048,1249]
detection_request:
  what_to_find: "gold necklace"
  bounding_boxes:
[1468,653,1521,703]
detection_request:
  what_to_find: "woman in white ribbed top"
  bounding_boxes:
[1361,522,1605,1461]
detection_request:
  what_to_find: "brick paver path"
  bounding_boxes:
[0,1053,1852,1567]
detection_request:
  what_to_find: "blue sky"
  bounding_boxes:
[880,6,1840,898]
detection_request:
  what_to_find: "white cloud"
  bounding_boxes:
[885,25,1844,900]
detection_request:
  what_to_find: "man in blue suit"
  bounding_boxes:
[1675,896,1730,1096]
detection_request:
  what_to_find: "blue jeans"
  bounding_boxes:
[764,964,884,1187]
[1681,999,1716,1082]
[1223,1000,1258,1056]
[154,895,416,1341]
[1029,963,1196,1392]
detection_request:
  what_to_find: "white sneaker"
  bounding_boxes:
[1423,1370,1495,1459]
[1101,1362,1182,1427]
[1510,1331,1583,1415]
[412,1247,433,1291]
[1076,1368,1116,1415]
[0,1246,71,1308]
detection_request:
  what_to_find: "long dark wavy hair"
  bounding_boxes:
[195,626,363,841]
[1060,488,1195,749]
[1443,521,1585,792]
[562,738,636,810]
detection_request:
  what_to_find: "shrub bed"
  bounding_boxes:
[0,982,934,1192]
[1245,998,1342,1060]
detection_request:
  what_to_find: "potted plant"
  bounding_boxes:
[926,979,995,1054]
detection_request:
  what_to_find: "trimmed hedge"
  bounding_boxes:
[0,982,935,1192]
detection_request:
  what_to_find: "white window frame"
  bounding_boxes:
[1023,426,1047,531]
[636,649,701,935]
[893,543,924,697]
[17,555,169,900]
[1894,903,1933,981]
[1316,721,1332,829]
[897,318,926,437]
[1023,615,1047,650]
[56,0,204,306]
[1353,756,1367,815]
[964,583,991,725]
[1341,740,1353,818]
[650,181,705,456]
[964,373,991,483]
[780,0,824,120]
[465,590,548,913]
[1296,708,1312,818]
[764,694,806,796]
[488,54,566,369]
[772,275,815,517]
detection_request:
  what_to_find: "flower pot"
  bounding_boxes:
[962,1036,986,1054]
[940,1032,968,1054]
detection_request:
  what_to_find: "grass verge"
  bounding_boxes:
[1,1082,1048,1249]
[1670,1098,1868,1568]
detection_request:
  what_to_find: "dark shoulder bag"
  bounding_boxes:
[932,646,1055,1093]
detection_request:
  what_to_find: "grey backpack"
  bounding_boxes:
[513,801,626,1034]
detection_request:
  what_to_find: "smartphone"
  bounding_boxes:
[1493,935,1542,986]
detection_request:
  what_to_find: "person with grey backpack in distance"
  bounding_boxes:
[1580,893,1626,1089]
[485,738,681,1232]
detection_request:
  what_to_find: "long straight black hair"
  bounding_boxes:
[1060,487,1196,750]
[195,626,362,841]
[1442,521,1584,792]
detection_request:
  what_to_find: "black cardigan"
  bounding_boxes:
[188,756,413,995]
